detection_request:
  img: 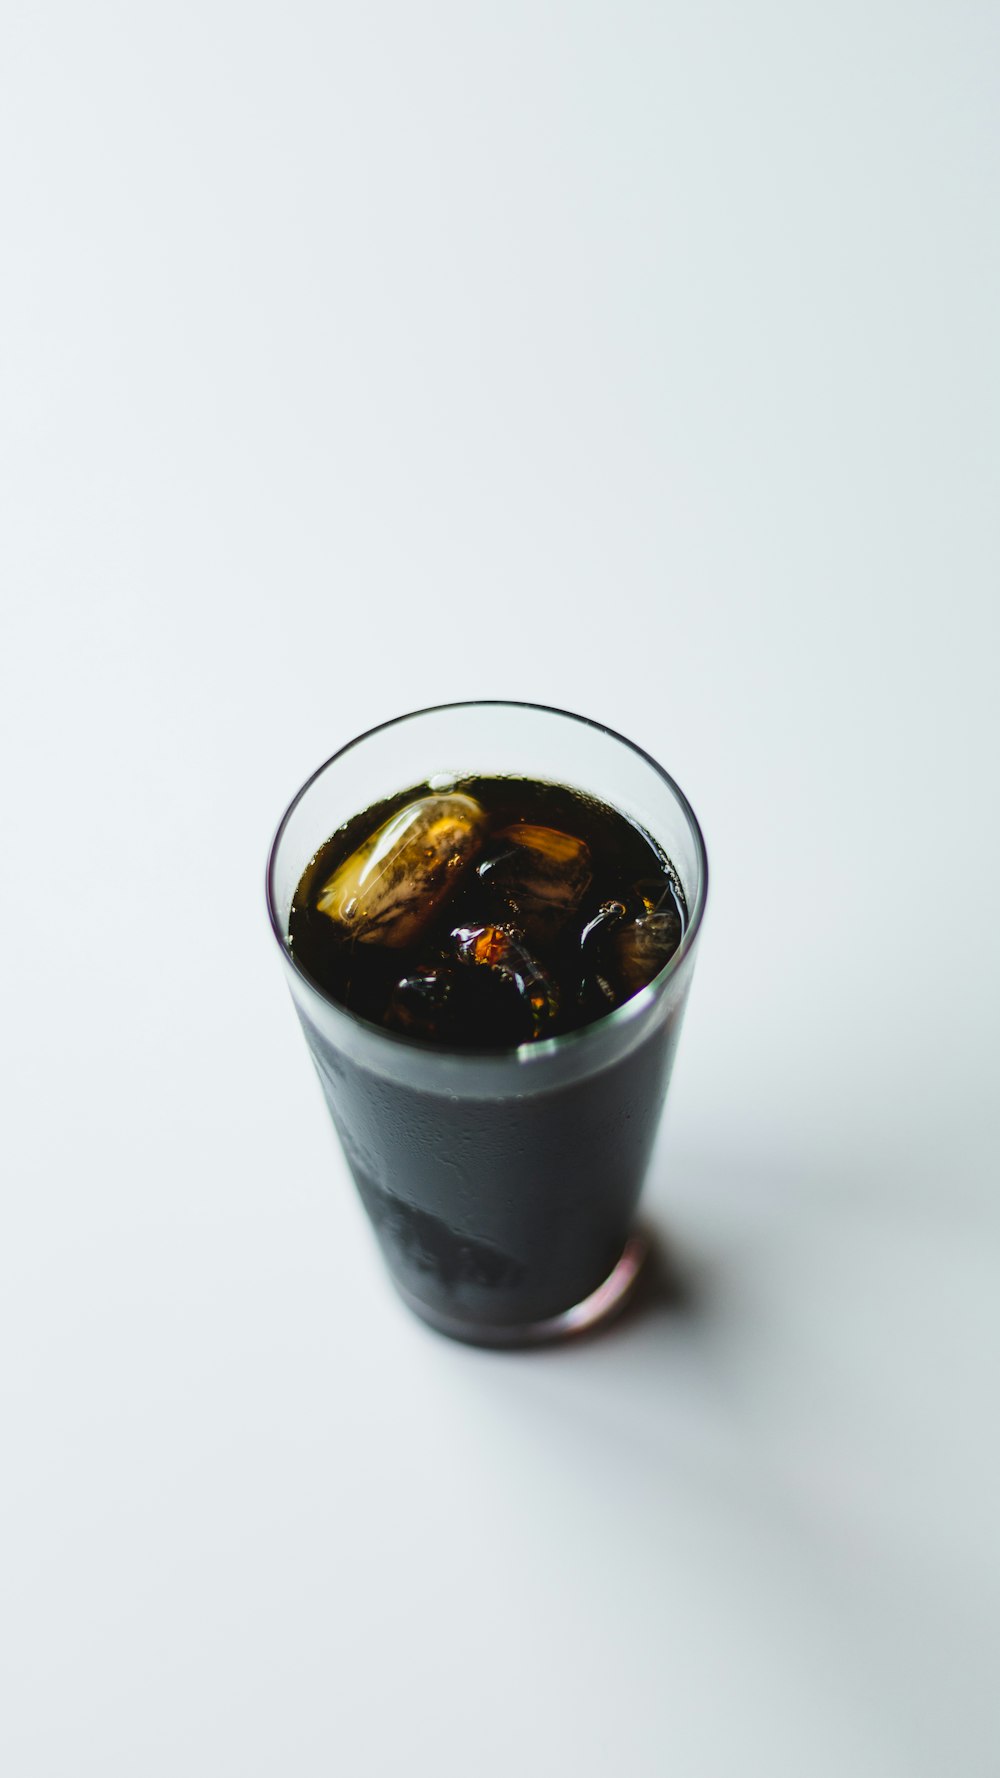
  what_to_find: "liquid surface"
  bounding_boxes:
[288,776,686,1048]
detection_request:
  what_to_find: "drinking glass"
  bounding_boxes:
[266,702,708,1346]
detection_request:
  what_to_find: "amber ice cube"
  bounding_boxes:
[452,923,560,1041]
[614,907,683,995]
[475,823,592,942]
[316,793,486,947]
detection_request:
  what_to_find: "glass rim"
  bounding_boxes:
[265,699,709,1064]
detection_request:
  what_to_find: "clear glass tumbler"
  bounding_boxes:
[266,702,708,1346]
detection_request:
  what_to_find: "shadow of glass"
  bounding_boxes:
[541,1218,716,1355]
[623,1221,709,1321]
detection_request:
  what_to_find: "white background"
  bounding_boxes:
[2,4,998,1775]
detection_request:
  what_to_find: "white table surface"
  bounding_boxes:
[2,6,998,1775]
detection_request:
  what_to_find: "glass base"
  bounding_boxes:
[393,1231,649,1349]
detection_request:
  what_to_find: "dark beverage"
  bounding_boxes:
[288,776,687,1048]
[281,776,691,1341]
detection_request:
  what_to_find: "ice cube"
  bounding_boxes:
[633,877,682,918]
[386,952,536,1048]
[385,965,456,1040]
[576,888,683,1013]
[576,898,630,1014]
[452,923,559,1040]
[614,908,683,994]
[475,823,592,943]
[316,793,486,947]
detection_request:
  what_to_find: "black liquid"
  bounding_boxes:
[288,776,686,1049]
